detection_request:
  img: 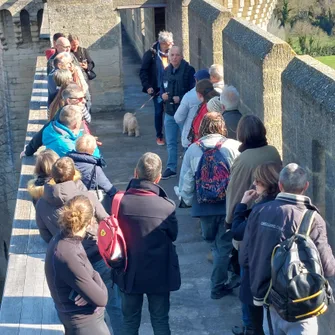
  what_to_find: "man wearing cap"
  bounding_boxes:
[174,69,210,150]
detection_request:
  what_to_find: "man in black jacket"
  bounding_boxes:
[117,152,180,335]
[139,31,173,146]
[160,46,195,179]
[241,163,335,334]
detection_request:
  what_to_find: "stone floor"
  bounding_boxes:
[89,28,242,335]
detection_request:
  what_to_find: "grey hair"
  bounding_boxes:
[54,69,73,87]
[220,85,240,111]
[168,45,183,59]
[62,83,83,100]
[136,152,162,182]
[207,96,223,113]
[59,105,82,128]
[279,163,308,194]
[209,64,223,81]
[158,31,173,44]
[54,52,72,69]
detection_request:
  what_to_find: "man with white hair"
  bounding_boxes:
[209,64,224,93]
[220,85,242,140]
[140,31,174,146]
[241,163,335,334]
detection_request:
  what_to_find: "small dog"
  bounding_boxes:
[123,112,140,137]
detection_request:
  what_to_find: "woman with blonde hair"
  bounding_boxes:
[48,69,73,120]
[45,195,110,335]
[27,149,59,206]
[231,161,282,335]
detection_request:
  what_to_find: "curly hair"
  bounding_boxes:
[199,112,227,138]
[58,195,94,237]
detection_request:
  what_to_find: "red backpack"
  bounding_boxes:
[98,192,128,271]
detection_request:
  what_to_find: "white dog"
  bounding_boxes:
[123,112,140,137]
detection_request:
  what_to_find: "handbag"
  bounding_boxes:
[86,69,96,80]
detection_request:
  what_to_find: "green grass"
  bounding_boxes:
[315,56,335,69]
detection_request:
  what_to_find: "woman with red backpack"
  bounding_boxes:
[178,112,240,299]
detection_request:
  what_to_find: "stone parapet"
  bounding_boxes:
[188,0,231,70]
[0,56,63,334]
[223,18,294,153]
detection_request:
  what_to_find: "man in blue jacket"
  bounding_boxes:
[42,105,100,157]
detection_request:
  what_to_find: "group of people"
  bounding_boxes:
[19,28,335,335]
[139,30,335,335]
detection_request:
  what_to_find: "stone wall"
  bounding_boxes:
[47,0,124,112]
[0,1,48,301]
[188,0,231,71]
[223,18,294,153]
[120,7,155,58]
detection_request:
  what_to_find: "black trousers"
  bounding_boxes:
[58,308,110,335]
[248,304,265,335]
[121,291,171,335]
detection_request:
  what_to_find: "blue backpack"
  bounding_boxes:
[195,138,230,204]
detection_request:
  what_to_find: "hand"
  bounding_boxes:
[20,150,26,159]
[241,189,258,205]
[173,96,180,104]
[75,295,88,306]
[147,87,154,95]
[162,93,169,101]
[94,136,102,146]
[80,62,88,70]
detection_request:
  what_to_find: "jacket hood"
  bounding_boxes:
[67,151,105,167]
[42,180,87,207]
[43,120,77,147]
[197,134,228,149]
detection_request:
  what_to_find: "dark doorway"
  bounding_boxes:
[154,7,165,38]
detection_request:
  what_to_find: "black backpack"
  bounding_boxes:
[265,209,333,326]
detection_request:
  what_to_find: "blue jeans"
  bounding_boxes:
[93,259,123,335]
[200,215,234,294]
[153,97,164,139]
[121,291,171,335]
[164,114,179,172]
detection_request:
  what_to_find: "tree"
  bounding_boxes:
[276,0,293,27]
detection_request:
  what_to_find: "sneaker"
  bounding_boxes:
[210,286,233,300]
[161,169,176,180]
[156,138,165,146]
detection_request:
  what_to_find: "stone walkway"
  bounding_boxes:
[90,28,241,335]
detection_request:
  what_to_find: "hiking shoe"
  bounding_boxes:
[210,286,233,299]
[225,273,241,290]
[156,138,165,146]
[161,169,176,180]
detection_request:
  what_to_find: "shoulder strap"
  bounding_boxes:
[297,209,316,237]
[87,164,97,190]
[195,140,206,152]
[112,191,125,218]
[215,138,226,149]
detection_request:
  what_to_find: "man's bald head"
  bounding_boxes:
[55,37,71,53]
[169,46,183,68]
[54,52,72,70]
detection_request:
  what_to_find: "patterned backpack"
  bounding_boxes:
[195,138,230,204]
